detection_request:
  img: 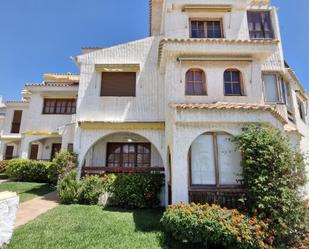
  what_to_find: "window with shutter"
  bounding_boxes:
[101,72,136,97]
[11,110,22,133]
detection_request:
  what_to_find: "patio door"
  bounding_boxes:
[29,144,39,160]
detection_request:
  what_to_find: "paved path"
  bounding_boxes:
[15,191,59,228]
[0,179,9,184]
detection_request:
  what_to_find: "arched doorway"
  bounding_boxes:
[188,132,244,208]
[82,132,164,174]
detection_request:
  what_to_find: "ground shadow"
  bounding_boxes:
[103,207,227,249]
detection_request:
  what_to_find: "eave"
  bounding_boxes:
[158,38,279,69]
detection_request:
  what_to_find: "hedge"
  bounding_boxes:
[5,159,51,183]
[161,203,273,249]
[58,173,164,208]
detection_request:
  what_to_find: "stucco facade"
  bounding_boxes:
[0,0,308,205]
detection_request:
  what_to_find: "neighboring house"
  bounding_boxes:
[0,0,308,206]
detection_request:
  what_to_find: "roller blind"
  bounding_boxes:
[101,72,136,97]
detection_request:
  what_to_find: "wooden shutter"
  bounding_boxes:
[11,110,22,133]
[101,72,136,96]
[5,146,14,160]
[29,144,39,160]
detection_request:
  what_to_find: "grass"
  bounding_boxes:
[0,182,54,203]
[7,205,211,249]
[8,206,164,249]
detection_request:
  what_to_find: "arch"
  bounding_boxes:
[185,68,207,96]
[80,131,164,168]
[223,68,244,96]
[188,131,242,187]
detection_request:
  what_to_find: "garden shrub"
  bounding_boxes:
[6,159,50,183]
[234,124,307,248]
[0,160,8,173]
[48,151,78,185]
[78,175,109,205]
[161,203,273,249]
[57,172,164,208]
[58,170,80,204]
[109,173,164,208]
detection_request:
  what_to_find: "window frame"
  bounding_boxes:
[247,10,275,40]
[223,69,244,96]
[42,98,76,115]
[189,18,224,39]
[297,97,307,123]
[262,73,283,104]
[185,68,207,96]
[189,131,242,189]
[106,143,151,168]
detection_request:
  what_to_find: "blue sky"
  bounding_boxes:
[0,0,308,100]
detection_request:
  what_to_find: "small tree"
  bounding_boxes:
[48,151,78,185]
[234,124,307,248]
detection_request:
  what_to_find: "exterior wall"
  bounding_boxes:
[76,37,164,123]
[21,91,77,133]
[164,0,249,40]
[84,133,163,167]
[165,59,264,104]
[1,104,28,135]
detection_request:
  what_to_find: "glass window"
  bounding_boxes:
[224,70,242,96]
[43,99,77,114]
[191,20,223,38]
[185,69,207,95]
[106,143,151,167]
[297,98,306,122]
[263,74,279,102]
[191,133,242,187]
[191,135,216,185]
[247,11,274,39]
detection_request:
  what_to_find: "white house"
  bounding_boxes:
[0,0,308,206]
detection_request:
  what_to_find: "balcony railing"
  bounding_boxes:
[81,166,165,176]
[189,187,246,209]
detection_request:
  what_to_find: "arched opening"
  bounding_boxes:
[224,69,243,96]
[185,69,207,96]
[82,132,164,174]
[188,131,244,208]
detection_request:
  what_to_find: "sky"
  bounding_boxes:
[0,0,308,100]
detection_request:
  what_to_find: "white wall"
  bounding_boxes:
[77,37,165,122]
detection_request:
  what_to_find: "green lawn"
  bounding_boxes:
[0,182,54,203]
[7,205,208,249]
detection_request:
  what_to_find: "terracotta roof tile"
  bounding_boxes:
[169,102,287,124]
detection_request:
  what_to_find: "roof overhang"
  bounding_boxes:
[182,4,232,12]
[79,121,165,130]
[95,64,140,73]
[158,39,279,70]
[170,102,287,125]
